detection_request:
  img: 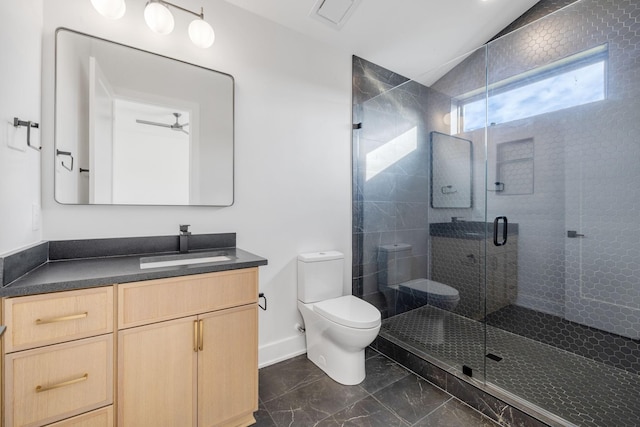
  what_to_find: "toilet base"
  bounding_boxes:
[307,344,366,386]
[298,301,380,385]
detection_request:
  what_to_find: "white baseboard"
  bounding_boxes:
[259,334,307,368]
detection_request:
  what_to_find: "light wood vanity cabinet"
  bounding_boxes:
[2,287,114,427]
[1,267,260,427]
[117,268,259,427]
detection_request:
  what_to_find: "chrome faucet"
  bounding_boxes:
[179,224,191,253]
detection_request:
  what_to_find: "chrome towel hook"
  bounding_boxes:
[56,149,74,172]
[13,117,41,151]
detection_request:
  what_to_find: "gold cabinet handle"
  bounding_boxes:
[198,319,204,351]
[193,320,198,352]
[36,373,88,393]
[36,312,88,325]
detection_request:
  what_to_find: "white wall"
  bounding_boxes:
[39,0,352,366]
[0,0,43,255]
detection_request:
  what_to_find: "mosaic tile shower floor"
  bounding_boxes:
[381,306,640,427]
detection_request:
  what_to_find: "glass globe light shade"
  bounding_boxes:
[91,0,126,19]
[188,19,215,48]
[144,1,175,35]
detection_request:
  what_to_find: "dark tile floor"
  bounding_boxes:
[382,305,640,427]
[255,350,499,427]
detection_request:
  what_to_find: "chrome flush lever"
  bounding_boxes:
[567,230,585,238]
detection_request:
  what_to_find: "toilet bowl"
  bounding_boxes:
[398,278,460,311]
[378,244,460,344]
[377,243,460,312]
[297,251,381,385]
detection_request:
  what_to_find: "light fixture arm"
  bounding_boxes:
[151,0,204,19]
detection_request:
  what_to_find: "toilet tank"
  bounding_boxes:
[297,251,344,303]
[378,243,412,286]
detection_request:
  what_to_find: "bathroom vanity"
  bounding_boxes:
[430,222,518,319]
[0,234,267,427]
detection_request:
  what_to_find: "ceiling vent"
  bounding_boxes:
[309,0,362,30]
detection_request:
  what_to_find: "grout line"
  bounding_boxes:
[409,397,453,426]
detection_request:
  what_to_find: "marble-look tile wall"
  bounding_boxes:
[352,57,436,318]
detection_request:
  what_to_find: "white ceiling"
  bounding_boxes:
[223,0,540,81]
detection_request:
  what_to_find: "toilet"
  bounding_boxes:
[377,243,460,311]
[378,244,459,343]
[297,251,381,385]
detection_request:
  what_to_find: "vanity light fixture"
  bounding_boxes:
[144,0,215,48]
[144,1,175,35]
[91,0,126,19]
[90,0,215,48]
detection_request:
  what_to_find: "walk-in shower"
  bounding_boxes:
[352,1,640,426]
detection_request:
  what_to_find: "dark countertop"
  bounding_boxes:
[1,247,267,298]
[430,221,519,240]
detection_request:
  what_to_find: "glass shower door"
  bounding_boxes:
[483,1,640,425]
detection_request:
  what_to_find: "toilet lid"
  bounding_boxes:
[314,295,381,329]
[400,279,459,299]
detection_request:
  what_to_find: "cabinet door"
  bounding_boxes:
[198,305,258,427]
[118,317,198,427]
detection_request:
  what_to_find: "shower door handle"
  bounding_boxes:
[493,216,508,246]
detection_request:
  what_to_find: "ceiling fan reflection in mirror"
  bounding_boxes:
[136,112,189,135]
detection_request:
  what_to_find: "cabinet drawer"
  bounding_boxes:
[5,335,114,427]
[47,406,113,427]
[3,287,114,353]
[118,268,258,329]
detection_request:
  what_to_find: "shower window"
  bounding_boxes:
[457,44,608,133]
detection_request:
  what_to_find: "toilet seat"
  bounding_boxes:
[399,279,459,301]
[314,295,381,329]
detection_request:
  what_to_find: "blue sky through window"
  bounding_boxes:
[462,61,605,132]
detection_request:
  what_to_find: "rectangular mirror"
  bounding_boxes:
[430,131,472,208]
[54,28,234,206]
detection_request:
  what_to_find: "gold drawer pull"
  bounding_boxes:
[198,319,204,351]
[35,312,88,325]
[36,373,89,393]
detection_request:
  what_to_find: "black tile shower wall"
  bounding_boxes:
[352,56,436,319]
[48,233,236,260]
[491,0,580,41]
[352,56,410,105]
[1,242,48,286]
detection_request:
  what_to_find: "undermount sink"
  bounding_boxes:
[140,251,232,269]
